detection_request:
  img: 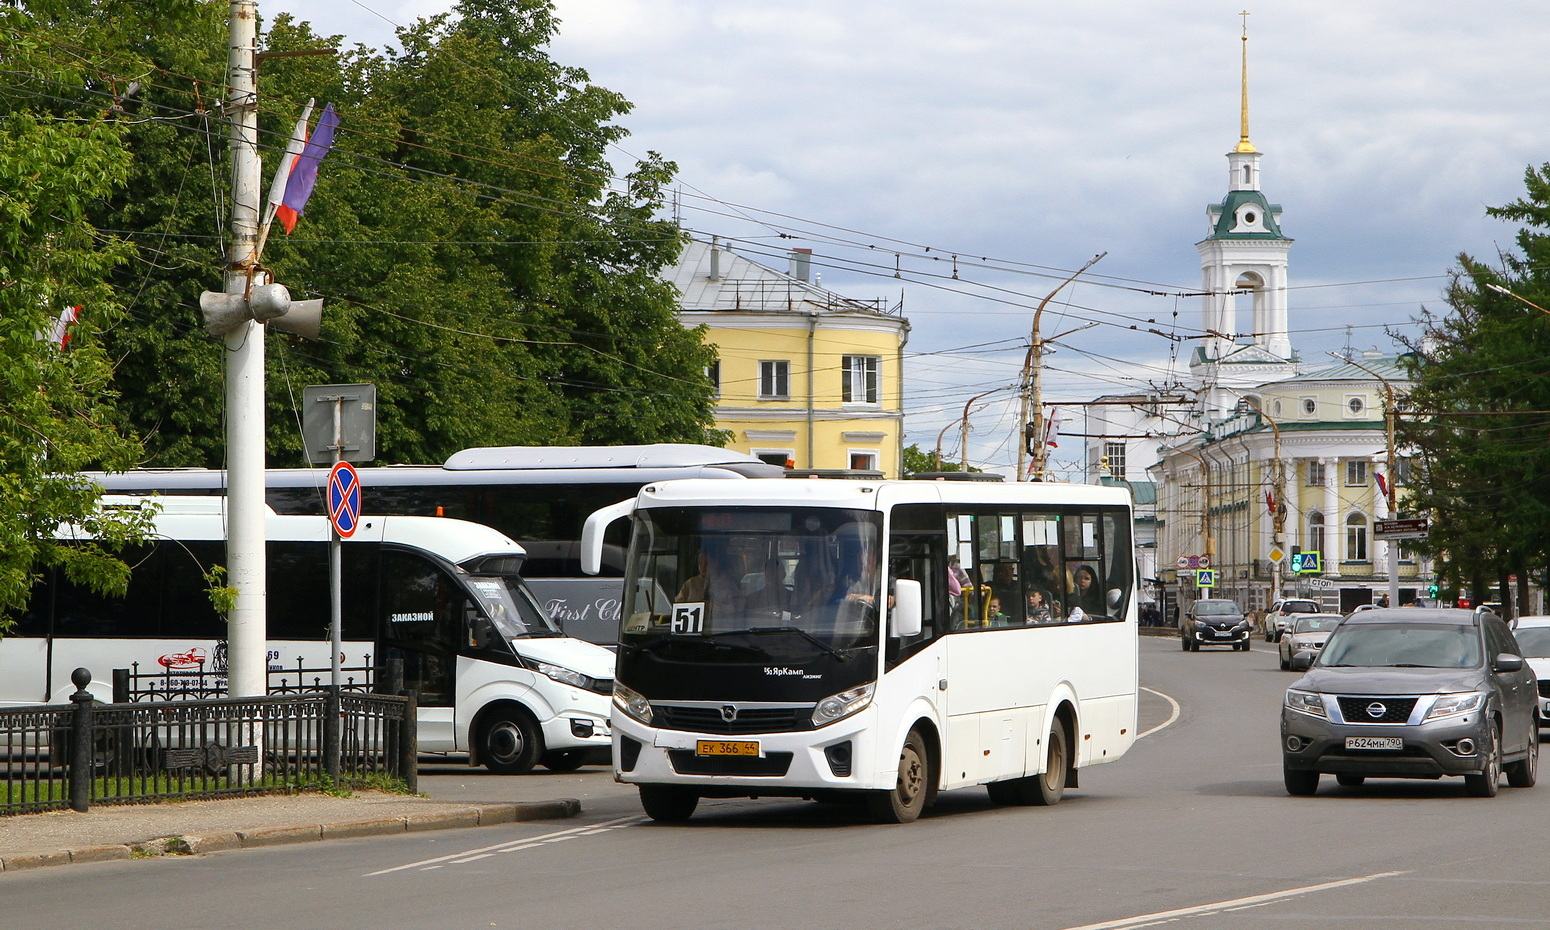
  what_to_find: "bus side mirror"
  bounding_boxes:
[891,580,922,638]
[581,498,637,575]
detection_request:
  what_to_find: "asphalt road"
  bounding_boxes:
[6,636,1550,930]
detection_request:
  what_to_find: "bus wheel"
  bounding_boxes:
[479,710,543,775]
[639,784,699,822]
[867,728,929,823]
[540,750,589,773]
[1031,720,1069,806]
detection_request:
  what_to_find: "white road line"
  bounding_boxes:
[1137,686,1180,739]
[1058,870,1409,930]
[365,815,646,876]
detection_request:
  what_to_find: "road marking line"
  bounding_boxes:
[365,815,646,876]
[1137,686,1180,739]
[1058,870,1409,930]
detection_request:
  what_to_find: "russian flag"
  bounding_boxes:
[271,103,337,235]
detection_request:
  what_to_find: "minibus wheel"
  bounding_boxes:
[867,728,929,823]
[541,750,588,773]
[1030,719,1068,806]
[639,784,699,822]
[479,709,543,775]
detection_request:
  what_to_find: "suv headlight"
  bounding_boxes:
[613,681,652,725]
[812,683,875,727]
[1424,691,1485,721]
[1285,689,1328,719]
[532,660,594,690]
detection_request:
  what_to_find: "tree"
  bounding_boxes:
[901,443,976,477]
[1396,164,1550,604]
[19,0,720,468]
[0,109,155,632]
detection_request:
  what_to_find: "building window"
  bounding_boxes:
[842,355,879,405]
[755,450,792,469]
[1346,460,1369,487]
[1345,395,1366,417]
[759,360,789,400]
[706,360,720,398]
[1104,442,1126,478]
[1346,513,1368,562]
[1301,397,1317,416]
[1306,461,1325,487]
[1395,457,1415,486]
[1308,511,1325,556]
[849,451,878,471]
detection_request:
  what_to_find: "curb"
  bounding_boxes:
[0,799,581,873]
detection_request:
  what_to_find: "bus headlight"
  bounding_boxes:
[812,683,875,727]
[613,681,652,725]
[533,660,594,691]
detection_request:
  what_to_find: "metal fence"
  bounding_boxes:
[2,668,416,817]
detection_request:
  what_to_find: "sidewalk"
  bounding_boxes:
[0,788,580,873]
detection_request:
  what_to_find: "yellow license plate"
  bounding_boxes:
[696,739,760,757]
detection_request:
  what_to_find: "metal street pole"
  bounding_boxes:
[224,0,268,699]
[1336,352,1400,609]
[959,387,1006,471]
[1019,253,1105,482]
[1245,396,1286,604]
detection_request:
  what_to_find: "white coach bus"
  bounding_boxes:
[4,497,615,774]
[87,445,784,646]
[582,476,1139,823]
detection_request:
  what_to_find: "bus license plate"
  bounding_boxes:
[696,739,760,757]
[1345,736,1402,750]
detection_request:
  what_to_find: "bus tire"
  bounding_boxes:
[540,750,589,773]
[479,708,543,775]
[1030,719,1069,806]
[639,784,699,822]
[867,728,929,823]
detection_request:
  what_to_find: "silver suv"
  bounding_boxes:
[1281,608,1539,797]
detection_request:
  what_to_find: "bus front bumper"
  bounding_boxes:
[612,713,884,794]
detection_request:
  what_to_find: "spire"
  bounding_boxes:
[1235,12,1256,154]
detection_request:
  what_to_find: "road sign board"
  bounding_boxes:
[1290,551,1322,574]
[1196,569,1217,588]
[328,461,362,538]
[1374,517,1429,540]
[1176,556,1190,569]
[1267,546,1285,564]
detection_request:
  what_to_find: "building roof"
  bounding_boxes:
[1291,354,1408,383]
[668,238,896,317]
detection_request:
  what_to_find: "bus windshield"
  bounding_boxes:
[466,573,564,641]
[621,507,884,659]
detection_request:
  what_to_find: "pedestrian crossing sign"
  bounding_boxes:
[1290,551,1322,574]
[1196,569,1217,588]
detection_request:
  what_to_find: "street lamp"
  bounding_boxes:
[959,386,1008,472]
[1019,253,1106,482]
[1487,283,1550,315]
[1332,351,1400,609]
[1243,395,1287,603]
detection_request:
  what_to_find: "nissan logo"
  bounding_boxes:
[721,704,738,722]
[1366,702,1387,719]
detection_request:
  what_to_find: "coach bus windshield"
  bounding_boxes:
[620,507,884,659]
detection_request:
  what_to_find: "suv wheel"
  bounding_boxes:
[1506,732,1539,788]
[1465,720,1502,798]
[1284,763,1319,796]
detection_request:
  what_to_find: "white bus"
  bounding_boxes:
[583,477,1139,823]
[4,497,616,774]
[87,445,784,646]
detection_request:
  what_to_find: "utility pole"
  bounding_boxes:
[959,387,1005,472]
[1020,253,1105,481]
[224,0,267,699]
[1245,396,1286,604]
[1338,353,1400,610]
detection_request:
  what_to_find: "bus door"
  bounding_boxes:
[377,549,462,747]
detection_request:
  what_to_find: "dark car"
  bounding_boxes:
[1281,608,1539,797]
[1181,598,1251,652]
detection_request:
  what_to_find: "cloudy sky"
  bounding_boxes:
[268,1,1550,474]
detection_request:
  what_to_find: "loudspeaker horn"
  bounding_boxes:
[267,298,323,341]
[199,291,252,336]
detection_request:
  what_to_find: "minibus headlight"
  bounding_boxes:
[613,681,652,725]
[533,660,593,690]
[812,683,875,727]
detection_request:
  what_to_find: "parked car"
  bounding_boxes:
[1281,607,1538,797]
[1511,616,1550,726]
[1279,614,1341,670]
[1181,598,1251,651]
[1266,598,1321,642]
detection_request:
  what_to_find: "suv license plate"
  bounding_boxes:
[696,739,760,757]
[1345,736,1402,751]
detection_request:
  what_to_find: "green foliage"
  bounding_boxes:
[203,564,238,618]
[0,103,155,632]
[6,0,719,469]
[1396,163,1550,590]
[901,443,976,476]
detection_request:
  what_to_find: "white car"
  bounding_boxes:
[1266,598,1321,642]
[1278,614,1340,670]
[1512,616,1550,726]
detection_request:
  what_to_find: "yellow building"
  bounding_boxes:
[666,238,910,476]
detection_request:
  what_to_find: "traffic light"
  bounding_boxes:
[1024,421,1038,455]
[200,283,322,340]
[1428,583,1439,599]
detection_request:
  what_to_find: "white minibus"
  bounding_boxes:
[584,477,1139,822]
